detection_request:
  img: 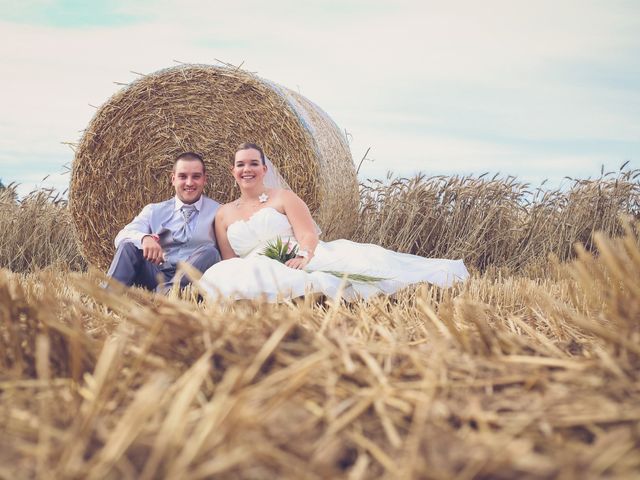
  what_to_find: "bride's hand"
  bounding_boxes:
[285,255,311,270]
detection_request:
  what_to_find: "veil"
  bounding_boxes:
[263,155,290,191]
[263,155,322,235]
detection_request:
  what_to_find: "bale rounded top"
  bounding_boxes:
[70,65,359,269]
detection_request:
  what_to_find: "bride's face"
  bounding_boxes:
[233,148,267,189]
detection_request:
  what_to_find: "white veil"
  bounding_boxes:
[263,155,322,235]
[262,155,290,191]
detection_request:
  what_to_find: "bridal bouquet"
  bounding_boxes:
[261,237,299,263]
[261,238,387,283]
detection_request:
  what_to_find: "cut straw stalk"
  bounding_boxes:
[1,222,639,478]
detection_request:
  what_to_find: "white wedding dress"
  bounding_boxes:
[199,207,469,302]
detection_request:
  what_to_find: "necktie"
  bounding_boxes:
[173,204,197,243]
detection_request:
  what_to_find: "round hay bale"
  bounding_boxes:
[70,64,359,269]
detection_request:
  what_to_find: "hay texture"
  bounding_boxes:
[2,224,640,478]
[70,64,358,269]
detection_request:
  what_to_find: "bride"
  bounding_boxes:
[198,143,469,302]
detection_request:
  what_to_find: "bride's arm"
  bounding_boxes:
[214,207,239,260]
[280,190,319,269]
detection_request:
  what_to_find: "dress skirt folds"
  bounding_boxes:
[199,207,469,302]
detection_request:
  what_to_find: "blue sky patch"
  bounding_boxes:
[1,0,141,28]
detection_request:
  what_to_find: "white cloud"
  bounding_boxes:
[0,0,638,196]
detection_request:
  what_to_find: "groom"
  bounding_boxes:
[107,152,221,291]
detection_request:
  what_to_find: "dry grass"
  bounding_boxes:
[1,170,639,478]
[355,166,640,272]
[1,221,639,478]
[0,185,85,273]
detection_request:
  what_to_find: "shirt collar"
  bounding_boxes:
[174,195,204,212]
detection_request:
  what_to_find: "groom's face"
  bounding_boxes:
[172,158,206,204]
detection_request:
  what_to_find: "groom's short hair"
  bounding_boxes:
[235,143,265,165]
[174,152,206,172]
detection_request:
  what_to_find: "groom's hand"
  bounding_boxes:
[142,235,164,265]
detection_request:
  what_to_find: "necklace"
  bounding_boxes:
[236,192,269,207]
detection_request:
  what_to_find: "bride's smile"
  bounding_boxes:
[232,148,267,188]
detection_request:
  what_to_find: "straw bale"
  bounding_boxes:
[70,64,358,269]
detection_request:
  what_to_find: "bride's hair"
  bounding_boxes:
[235,142,265,165]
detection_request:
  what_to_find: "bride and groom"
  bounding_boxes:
[107,144,469,301]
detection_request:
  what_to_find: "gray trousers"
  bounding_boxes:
[107,242,221,291]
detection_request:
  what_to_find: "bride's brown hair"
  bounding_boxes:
[235,143,265,165]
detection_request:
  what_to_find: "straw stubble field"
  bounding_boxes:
[1,170,639,479]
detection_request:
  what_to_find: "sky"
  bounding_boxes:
[1,0,638,197]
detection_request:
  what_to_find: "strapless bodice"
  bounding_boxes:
[227,207,295,258]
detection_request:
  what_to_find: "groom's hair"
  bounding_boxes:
[174,152,206,172]
[235,143,265,165]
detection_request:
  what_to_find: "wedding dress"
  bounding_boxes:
[199,207,469,302]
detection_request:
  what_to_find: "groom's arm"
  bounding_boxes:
[114,204,155,249]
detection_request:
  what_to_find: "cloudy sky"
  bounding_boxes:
[1,0,638,197]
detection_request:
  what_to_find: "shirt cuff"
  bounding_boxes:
[128,232,148,248]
